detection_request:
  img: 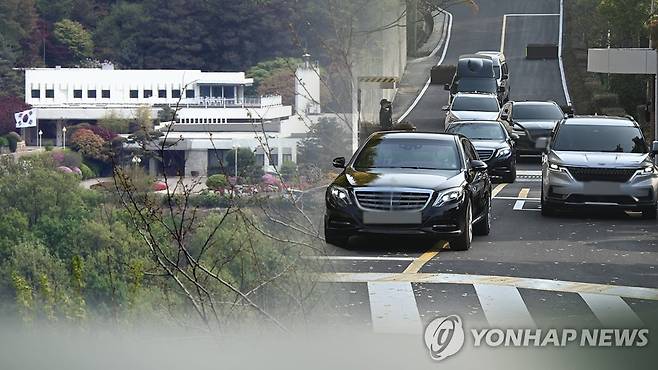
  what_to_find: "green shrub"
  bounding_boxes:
[280,161,297,182]
[79,163,95,179]
[45,145,53,152]
[4,132,21,152]
[206,174,229,190]
[0,137,8,148]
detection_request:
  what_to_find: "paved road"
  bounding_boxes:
[317,0,658,348]
[399,0,565,132]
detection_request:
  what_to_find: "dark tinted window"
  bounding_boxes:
[552,125,647,153]
[493,66,501,79]
[130,90,138,98]
[158,89,166,98]
[102,89,110,98]
[186,89,195,98]
[452,96,498,112]
[88,90,96,98]
[144,89,153,98]
[447,123,506,140]
[74,89,82,98]
[354,138,461,170]
[46,89,54,98]
[31,89,40,98]
[172,89,181,98]
[512,104,563,120]
[456,78,497,93]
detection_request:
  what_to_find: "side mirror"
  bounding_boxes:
[500,113,509,121]
[441,105,449,111]
[535,137,550,153]
[444,83,451,91]
[332,157,346,168]
[652,141,658,155]
[469,159,488,172]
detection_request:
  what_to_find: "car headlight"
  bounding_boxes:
[548,162,565,172]
[495,148,511,158]
[328,185,352,207]
[433,187,464,207]
[637,165,655,176]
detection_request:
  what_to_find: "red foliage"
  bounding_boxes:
[0,96,31,136]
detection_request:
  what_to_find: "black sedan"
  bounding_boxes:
[445,120,518,182]
[499,100,565,155]
[324,132,492,251]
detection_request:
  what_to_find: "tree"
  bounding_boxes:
[225,147,264,182]
[0,96,30,135]
[52,19,94,65]
[0,36,23,98]
[93,2,150,68]
[70,128,107,161]
[298,117,351,170]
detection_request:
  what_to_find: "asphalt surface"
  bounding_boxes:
[315,0,658,361]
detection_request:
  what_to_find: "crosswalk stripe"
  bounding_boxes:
[580,293,644,327]
[367,282,422,334]
[474,284,535,327]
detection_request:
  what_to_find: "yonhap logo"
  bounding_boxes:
[424,315,465,361]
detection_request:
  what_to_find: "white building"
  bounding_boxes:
[24,62,326,176]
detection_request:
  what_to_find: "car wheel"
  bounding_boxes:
[451,201,472,251]
[540,188,557,217]
[641,205,657,220]
[473,197,491,236]
[502,167,516,183]
[324,220,350,248]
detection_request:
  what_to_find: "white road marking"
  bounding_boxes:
[303,256,416,262]
[367,282,422,334]
[517,170,542,176]
[500,14,559,52]
[494,196,540,201]
[558,0,572,105]
[317,272,658,301]
[397,10,453,123]
[513,188,530,210]
[580,293,644,327]
[474,284,535,327]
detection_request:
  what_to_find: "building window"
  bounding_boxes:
[144,90,153,98]
[130,90,138,98]
[186,89,195,98]
[31,90,40,98]
[102,89,110,98]
[88,90,97,98]
[172,89,181,99]
[73,90,83,99]
[45,89,54,98]
[158,89,166,98]
[200,85,211,97]
[256,154,265,167]
[282,154,293,163]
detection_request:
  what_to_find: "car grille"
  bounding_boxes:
[566,167,636,182]
[476,149,495,161]
[354,189,431,211]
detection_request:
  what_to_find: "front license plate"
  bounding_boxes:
[582,182,621,195]
[362,211,422,225]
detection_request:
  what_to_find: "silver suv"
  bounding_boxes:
[539,116,658,218]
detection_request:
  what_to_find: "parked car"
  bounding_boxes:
[324,131,492,251]
[443,92,500,126]
[499,100,565,155]
[445,120,518,182]
[445,55,507,103]
[539,116,658,218]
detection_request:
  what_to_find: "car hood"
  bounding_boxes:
[469,139,509,150]
[550,151,650,168]
[451,111,500,121]
[333,168,464,190]
[514,119,559,130]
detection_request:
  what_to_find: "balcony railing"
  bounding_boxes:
[176,95,283,108]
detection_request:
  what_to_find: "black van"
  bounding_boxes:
[446,55,508,104]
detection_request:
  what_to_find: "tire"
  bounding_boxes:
[473,197,491,236]
[502,167,516,183]
[540,187,557,217]
[450,201,472,251]
[641,205,657,220]
[324,220,350,248]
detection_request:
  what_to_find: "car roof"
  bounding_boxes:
[373,131,458,141]
[476,51,505,64]
[447,120,502,125]
[510,100,558,106]
[453,92,498,99]
[562,116,637,127]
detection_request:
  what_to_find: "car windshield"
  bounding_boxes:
[551,124,647,153]
[451,96,499,112]
[512,104,564,120]
[456,78,497,93]
[447,123,506,140]
[353,138,461,170]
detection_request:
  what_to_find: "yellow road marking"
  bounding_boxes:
[518,188,530,198]
[402,241,447,274]
[491,183,507,198]
[513,188,530,210]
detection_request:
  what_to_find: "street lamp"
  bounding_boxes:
[38,130,43,148]
[232,144,238,177]
[62,126,67,148]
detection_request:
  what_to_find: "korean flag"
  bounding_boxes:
[15,109,37,128]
